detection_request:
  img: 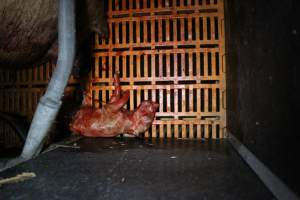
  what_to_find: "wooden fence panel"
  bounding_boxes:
[91,0,226,139]
[0,63,78,148]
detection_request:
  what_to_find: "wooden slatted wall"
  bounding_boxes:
[90,0,226,139]
[0,63,78,147]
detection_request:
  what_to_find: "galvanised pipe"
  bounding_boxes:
[20,0,76,159]
[1,0,76,166]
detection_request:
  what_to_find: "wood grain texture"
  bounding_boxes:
[92,0,226,139]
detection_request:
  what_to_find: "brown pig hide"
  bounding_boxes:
[0,0,108,68]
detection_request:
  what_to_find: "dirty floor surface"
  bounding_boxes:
[0,138,274,200]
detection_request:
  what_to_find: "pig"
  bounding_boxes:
[69,73,159,137]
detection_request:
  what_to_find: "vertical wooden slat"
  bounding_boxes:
[122,55,127,78]
[151,19,155,44]
[189,52,193,77]
[167,85,171,112]
[159,89,163,113]
[159,53,163,77]
[144,88,148,100]
[143,0,148,9]
[102,89,106,104]
[182,88,186,113]
[189,123,193,138]
[211,50,216,77]
[159,124,163,138]
[180,0,184,7]
[144,54,148,77]
[210,16,215,41]
[212,123,216,139]
[122,21,127,45]
[180,18,185,42]
[204,52,208,77]
[152,124,157,138]
[136,20,140,43]
[204,89,209,113]
[137,89,141,106]
[173,18,178,43]
[189,85,193,112]
[205,124,209,138]
[188,17,193,40]
[181,52,185,78]
[145,130,150,138]
[137,54,141,77]
[129,20,133,45]
[212,87,217,112]
[174,88,178,118]
[167,122,171,138]
[174,53,178,81]
[130,55,134,82]
[143,20,147,44]
[157,0,162,8]
[203,16,207,42]
[115,22,120,44]
[150,0,155,9]
[166,53,171,78]
[94,56,99,79]
[158,19,163,42]
[182,124,186,138]
[197,124,201,139]
[122,0,127,10]
[166,18,170,41]
[130,89,134,110]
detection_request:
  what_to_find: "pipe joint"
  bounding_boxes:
[39,96,62,109]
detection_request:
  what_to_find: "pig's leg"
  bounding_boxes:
[106,90,130,112]
[81,91,93,106]
[109,72,122,104]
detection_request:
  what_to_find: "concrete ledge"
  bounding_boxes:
[229,133,299,200]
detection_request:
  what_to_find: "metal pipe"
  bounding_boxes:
[20,0,76,159]
[12,0,75,163]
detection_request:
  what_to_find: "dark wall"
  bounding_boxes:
[225,0,300,194]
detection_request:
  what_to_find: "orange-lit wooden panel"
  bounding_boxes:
[91,0,226,139]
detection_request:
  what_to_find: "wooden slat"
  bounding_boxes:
[4,0,225,141]
[167,122,171,138]
[182,124,187,138]
[189,123,193,138]
[136,20,140,43]
[143,20,148,44]
[189,52,193,78]
[204,89,209,112]
[166,85,171,112]
[144,54,148,77]
[189,85,193,112]
[182,88,186,113]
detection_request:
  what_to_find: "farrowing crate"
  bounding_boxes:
[89,0,227,139]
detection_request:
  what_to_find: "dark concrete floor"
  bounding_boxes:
[0,138,274,200]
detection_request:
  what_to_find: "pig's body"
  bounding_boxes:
[70,73,158,137]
